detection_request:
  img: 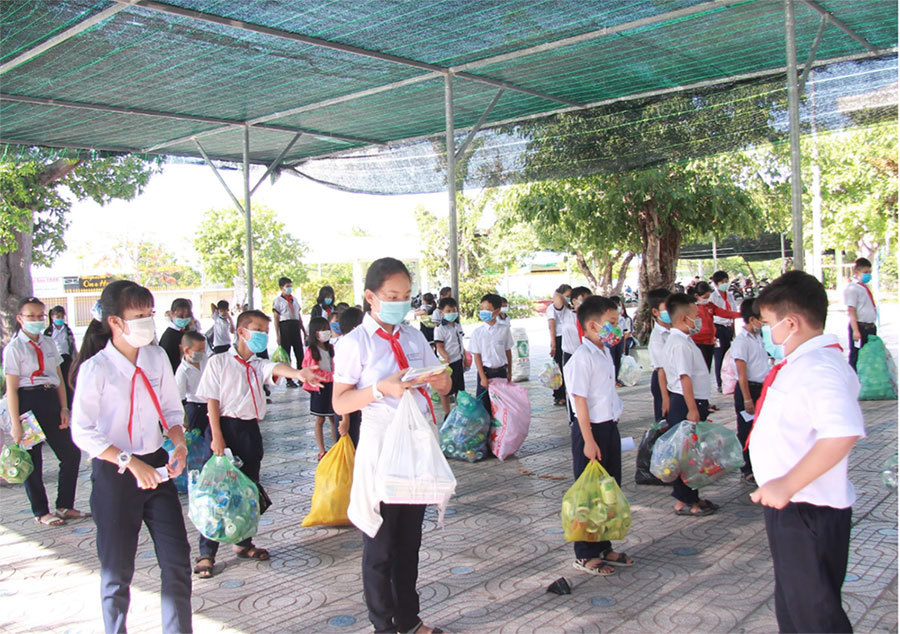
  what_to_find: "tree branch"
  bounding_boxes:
[38,159,81,187]
[574,250,599,291]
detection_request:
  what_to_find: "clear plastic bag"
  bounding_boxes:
[440,391,491,462]
[680,421,744,489]
[302,435,355,527]
[0,444,33,483]
[164,428,210,493]
[188,455,259,544]
[618,355,641,387]
[649,421,693,483]
[270,346,290,364]
[561,461,632,542]
[538,362,563,389]
[882,453,898,490]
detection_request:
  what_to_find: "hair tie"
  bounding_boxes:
[90,300,103,322]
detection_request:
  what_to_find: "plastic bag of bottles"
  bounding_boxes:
[618,355,641,387]
[0,444,34,484]
[649,421,693,483]
[271,346,290,365]
[164,428,210,493]
[561,461,632,543]
[635,420,669,486]
[538,362,563,390]
[440,391,491,462]
[302,435,355,527]
[882,453,898,491]
[188,455,259,544]
[858,336,898,401]
[680,421,744,489]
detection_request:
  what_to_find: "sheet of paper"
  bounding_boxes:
[620,436,636,451]
[740,410,755,422]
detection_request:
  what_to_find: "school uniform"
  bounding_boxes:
[546,304,569,402]
[175,359,208,435]
[662,329,711,505]
[45,323,77,406]
[710,289,737,390]
[333,313,439,634]
[333,336,361,448]
[749,334,864,633]
[729,328,769,476]
[194,349,281,559]
[468,320,514,412]
[211,314,233,354]
[648,322,670,422]
[273,293,304,368]
[612,313,631,379]
[434,320,466,396]
[310,303,334,321]
[844,279,878,371]
[70,342,191,634]
[563,340,624,561]
[158,325,185,373]
[557,307,581,423]
[302,345,335,417]
[3,331,82,519]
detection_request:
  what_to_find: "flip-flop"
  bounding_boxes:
[234,545,270,560]
[193,557,215,579]
[35,514,66,527]
[675,505,714,517]
[56,508,91,520]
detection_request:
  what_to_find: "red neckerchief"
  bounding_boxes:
[575,320,584,343]
[233,354,262,420]
[128,367,169,447]
[744,343,842,449]
[718,289,731,311]
[27,339,44,385]
[859,281,876,310]
[374,327,437,424]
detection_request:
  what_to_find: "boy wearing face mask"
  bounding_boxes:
[564,295,633,575]
[193,310,322,578]
[749,271,864,633]
[844,257,877,371]
[175,331,209,436]
[433,297,466,418]
[273,277,306,387]
[647,288,672,423]
[159,298,194,373]
[662,293,719,517]
[730,299,769,484]
[469,293,514,413]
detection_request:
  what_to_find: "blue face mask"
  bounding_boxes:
[659,310,672,325]
[330,322,341,334]
[173,316,192,329]
[243,329,269,354]
[53,318,65,327]
[479,310,494,322]
[376,298,410,325]
[761,318,792,362]
[22,320,44,335]
[718,282,729,293]
[861,273,872,284]
[324,297,333,305]
[443,312,459,323]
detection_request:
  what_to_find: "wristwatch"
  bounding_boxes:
[372,382,385,401]
[116,451,132,474]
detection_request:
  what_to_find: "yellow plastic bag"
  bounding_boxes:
[301,435,355,527]
[561,461,632,542]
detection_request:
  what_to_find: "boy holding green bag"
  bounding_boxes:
[563,295,634,576]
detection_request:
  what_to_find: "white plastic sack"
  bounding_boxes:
[721,348,737,395]
[375,391,457,512]
[511,327,530,382]
[619,355,641,387]
[488,379,531,460]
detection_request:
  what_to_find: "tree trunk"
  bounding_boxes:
[635,200,681,341]
[573,250,599,292]
[741,256,758,284]
[0,215,35,347]
[612,251,635,297]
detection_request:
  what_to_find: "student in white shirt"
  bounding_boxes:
[546,284,572,406]
[272,276,307,387]
[303,317,337,460]
[564,296,633,576]
[69,281,191,633]
[646,288,672,422]
[609,296,632,385]
[193,309,321,578]
[333,257,451,634]
[710,270,737,392]
[562,287,592,424]
[730,299,769,484]
[750,271,865,633]
[662,293,718,517]
[210,300,234,354]
[469,293,514,413]
[844,256,878,371]
[433,296,467,418]
[44,304,78,407]
[429,287,452,325]
[4,297,85,527]
[335,307,364,448]
[175,331,208,435]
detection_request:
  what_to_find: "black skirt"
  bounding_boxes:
[309,381,334,416]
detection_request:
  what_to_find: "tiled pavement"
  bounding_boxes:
[1,311,896,633]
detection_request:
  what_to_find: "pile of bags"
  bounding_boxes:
[650,420,743,489]
[487,379,530,460]
[440,392,491,462]
[303,435,355,527]
[618,355,641,387]
[188,455,260,544]
[0,444,33,483]
[538,362,563,390]
[858,336,898,401]
[164,428,210,493]
[561,461,631,542]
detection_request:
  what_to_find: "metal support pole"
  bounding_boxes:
[784,0,805,271]
[712,235,718,270]
[810,76,823,281]
[195,139,244,213]
[799,16,827,93]
[445,74,459,297]
[243,126,255,309]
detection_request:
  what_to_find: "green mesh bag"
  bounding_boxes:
[858,336,898,401]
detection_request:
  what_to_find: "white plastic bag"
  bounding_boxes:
[375,391,457,513]
[721,348,737,395]
[511,327,530,382]
[619,355,641,387]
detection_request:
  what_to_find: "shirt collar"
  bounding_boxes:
[786,333,841,363]
[180,358,199,371]
[16,330,41,345]
[362,312,397,339]
[652,322,668,335]
[102,339,142,379]
[670,328,690,340]
[584,339,611,359]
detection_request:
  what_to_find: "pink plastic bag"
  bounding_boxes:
[487,379,531,460]
[721,349,737,395]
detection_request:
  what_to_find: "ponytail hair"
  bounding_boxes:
[307,317,333,362]
[70,280,154,387]
[363,257,411,313]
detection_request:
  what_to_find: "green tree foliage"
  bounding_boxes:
[195,205,307,302]
[96,239,202,288]
[300,263,355,309]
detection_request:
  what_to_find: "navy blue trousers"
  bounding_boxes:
[570,421,622,559]
[666,392,709,504]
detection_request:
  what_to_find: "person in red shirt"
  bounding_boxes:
[690,282,741,409]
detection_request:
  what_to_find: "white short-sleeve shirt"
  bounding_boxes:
[730,328,770,384]
[710,289,736,326]
[71,342,184,457]
[557,307,580,355]
[663,329,711,400]
[648,322,670,369]
[749,334,865,508]
[843,281,877,323]
[434,322,465,363]
[49,325,72,357]
[564,340,623,423]
[468,322,514,368]
[3,331,62,387]
[195,348,279,420]
[272,294,302,322]
[175,359,205,403]
[212,314,232,347]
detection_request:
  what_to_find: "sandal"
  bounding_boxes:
[234,544,270,560]
[742,473,756,485]
[56,508,91,520]
[317,451,326,461]
[193,557,216,579]
[35,514,66,527]
[699,499,720,511]
[553,399,566,407]
[601,550,634,567]
[674,504,714,517]
[573,558,615,576]
[709,404,720,412]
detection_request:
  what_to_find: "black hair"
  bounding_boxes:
[339,307,364,335]
[694,281,713,296]
[170,298,191,313]
[216,299,229,311]
[329,311,340,322]
[854,257,872,270]
[181,331,205,347]
[756,271,828,329]
[316,285,335,306]
[307,316,334,362]
[740,298,760,323]
[571,286,591,301]
[712,270,729,284]
[687,285,698,297]
[279,277,292,288]
[555,284,572,295]
[49,304,66,318]
[439,286,452,298]
[363,257,411,313]
[438,296,458,310]
[16,297,45,333]
[480,293,502,310]
[647,288,671,311]
[335,302,350,312]
[610,295,621,305]
[71,280,154,386]
[665,292,697,321]
[576,295,618,331]
[236,309,270,330]
[422,293,435,305]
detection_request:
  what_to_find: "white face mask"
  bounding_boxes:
[121,317,156,348]
[317,330,332,342]
[190,350,206,365]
